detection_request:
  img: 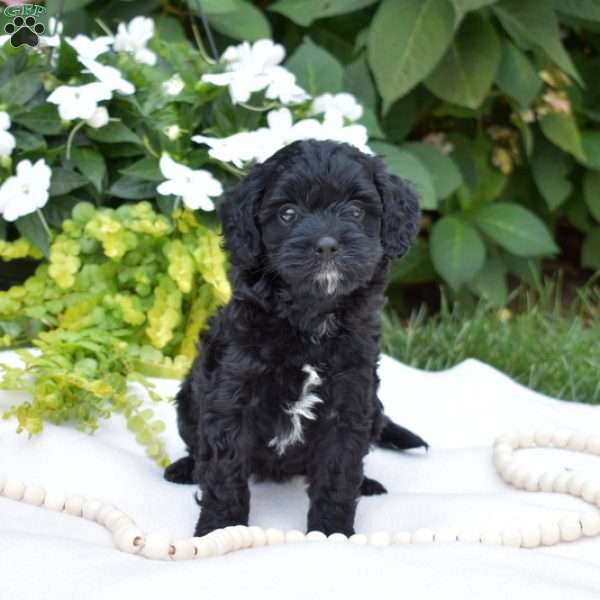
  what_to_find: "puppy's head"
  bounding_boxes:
[218,140,420,298]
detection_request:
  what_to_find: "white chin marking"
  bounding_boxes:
[315,265,341,295]
[269,365,323,456]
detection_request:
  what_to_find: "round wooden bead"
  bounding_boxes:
[494,456,512,473]
[328,533,348,543]
[285,530,306,543]
[191,537,216,558]
[306,530,327,542]
[534,430,553,446]
[552,429,572,448]
[540,519,561,546]
[223,526,245,550]
[3,479,25,501]
[434,527,458,543]
[494,443,513,457]
[518,431,535,448]
[585,435,600,455]
[511,466,530,489]
[265,528,285,546]
[232,525,252,549]
[412,528,435,544]
[96,504,117,525]
[392,531,411,545]
[170,538,196,561]
[501,528,522,548]
[349,533,368,545]
[501,464,519,483]
[559,516,582,542]
[524,470,543,492]
[581,481,600,504]
[64,495,85,516]
[553,471,573,494]
[108,515,134,533]
[43,490,66,512]
[539,471,560,493]
[580,512,600,536]
[114,526,144,553]
[567,431,588,452]
[457,528,481,544]
[205,532,231,555]
[23,485,46,506]
[141,532,171,560]
[567,473,587,496]
[368,531,391,547]
[520,524,541,548]
[248,526,267,547]
[82,499,102,521]
[480,529,502,545]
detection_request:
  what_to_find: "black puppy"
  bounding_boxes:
[165,139,427,537]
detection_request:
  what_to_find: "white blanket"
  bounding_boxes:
[2,350,600,600]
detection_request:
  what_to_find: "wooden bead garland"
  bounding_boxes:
[3,428,600,561]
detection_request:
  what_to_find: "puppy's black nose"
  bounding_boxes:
[316,236,338,258]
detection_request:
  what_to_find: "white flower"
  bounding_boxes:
[66,34,114,60]
[86,106,109,129]
[312,93,363,122]
[0,158,51,221]
[38,18,62,49]
[162,74,184,96]
[113,16,156,66]
[157,154,222,211]
[80,58,135,95]
[265,67,309,105]
[47,83,112,121]
[202,39,302,105]
[192,131,261,169]
[0,111,15,158]
[165,125,181,140]
[318,111,371,154]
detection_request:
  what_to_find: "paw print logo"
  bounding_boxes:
[5,15,45,48]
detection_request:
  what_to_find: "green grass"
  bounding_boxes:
[382,280,600,404]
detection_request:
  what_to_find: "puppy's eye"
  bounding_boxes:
[347,206,365,220]
[279,205,297,224]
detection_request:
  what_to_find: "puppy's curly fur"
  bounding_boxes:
[165,139,427,537]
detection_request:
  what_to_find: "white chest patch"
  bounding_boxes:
[268,364,323,456]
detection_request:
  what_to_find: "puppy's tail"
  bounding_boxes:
[377,415,429,452]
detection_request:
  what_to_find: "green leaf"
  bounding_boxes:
[368,0,455,111]
[154,16,188,43]
[468,254,508,307]
[49,168,88,197]
[389,238,437,284]
[531,137,573,211]
[495,41,542,108]
[12,104,63,135]
[451,0,498,23]
[471,202,559,256]
[402,142,463,199]
[430,216,486,290]
[286,37,344,95]
[553,0,600,21]
[43,196,81,229]
[13,130,46,152]
[582,228,600,269]
[119,157,163,182]
[343,54,377,110]
[109,176,157,200]
[582,131,600,169]
[46,0,94,13]
[425,13,501,109]
[71,147,106,192]
[539,112,586,162]
[15,212,50,257]
[0,71,42,105]
[382,94,417,143]
[270,0,377,26]
[208,0,272,41]
[493,0,582,85]
[191,0,236,14]
[583,170,600,223]
[87,121,141,145]
[370,142,437,210]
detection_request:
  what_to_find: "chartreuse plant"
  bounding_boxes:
[0,202,230,466]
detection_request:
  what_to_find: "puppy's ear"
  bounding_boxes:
[217,164,266,269]
[373,160,421,259]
